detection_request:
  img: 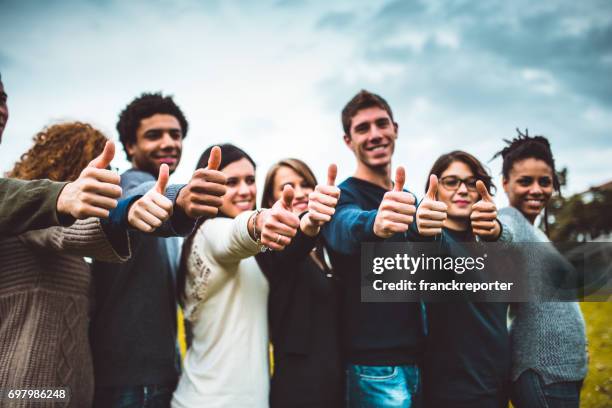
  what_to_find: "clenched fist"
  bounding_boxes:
[373,167,416,239]
[301,164,341,237]
[471,180,500,240]
[128,163,173,233]
[416,174,448,236]
[56,141,122,219]
[256,186,301,251]
[177,146,227,219]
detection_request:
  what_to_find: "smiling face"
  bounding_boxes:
[344,106,398,172]
[504,158,554,224]
[437,160,480,230]
[272,165,314,215]
[219,157,257,218]
[126,113,183,175]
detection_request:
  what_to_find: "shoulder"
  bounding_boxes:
[121,168,155,184]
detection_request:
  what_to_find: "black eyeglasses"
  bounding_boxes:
[439,176,478,191]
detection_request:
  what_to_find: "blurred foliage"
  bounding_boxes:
[543,168,612,242]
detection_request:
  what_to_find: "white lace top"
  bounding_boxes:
[172,211,270,408]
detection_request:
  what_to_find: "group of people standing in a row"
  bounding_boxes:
[0,72,587,408]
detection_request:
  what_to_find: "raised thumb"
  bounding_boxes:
[426,174,438,200]
[155,163,170,194]
[207,146,222,170]
[327,164,337,186]
[393,166,405,192]
[476,180,493,202]
[89,141,115,169]
[281,185,294,210]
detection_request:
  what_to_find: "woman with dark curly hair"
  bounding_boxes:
[496,130,587,408]
[0,122,171,407]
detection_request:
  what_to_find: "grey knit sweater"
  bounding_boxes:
[498,206,588,384]
[0,218,129,407]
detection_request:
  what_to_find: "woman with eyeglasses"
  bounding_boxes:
[495,131,587,408]
[416,150,512,408]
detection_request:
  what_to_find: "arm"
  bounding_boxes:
[321,196,381,255]
[0,178,72,235]
[200,211,262,265]
[18,216,130,263]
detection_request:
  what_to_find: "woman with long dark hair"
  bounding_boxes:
[495,130,587,408]
[258,158,343,407]
[416,150,512,408]
[172,146,339,408]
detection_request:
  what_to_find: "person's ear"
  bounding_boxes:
[502,177,509,193]
[343,133,352,147]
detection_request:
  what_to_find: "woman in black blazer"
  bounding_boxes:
[257,159,344,408]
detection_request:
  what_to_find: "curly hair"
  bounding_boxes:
[491,128,560,192]
[8,122,108,182]
[116,92,188,160]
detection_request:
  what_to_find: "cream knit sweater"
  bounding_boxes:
[172,211,270,408]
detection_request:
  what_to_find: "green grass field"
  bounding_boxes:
[581,302,612,407]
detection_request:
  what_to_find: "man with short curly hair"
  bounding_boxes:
[90,92,226,408]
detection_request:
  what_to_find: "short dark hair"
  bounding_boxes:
[492,128,560,192]
[341,90,395,137]
[426,150,496,196]
[116,92,188,160]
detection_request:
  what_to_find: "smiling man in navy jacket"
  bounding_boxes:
[321,90,426,408]
[91,93,227,408]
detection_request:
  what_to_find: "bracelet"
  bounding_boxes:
[252,209,269,252]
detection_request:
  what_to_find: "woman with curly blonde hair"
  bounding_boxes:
[0,122,134,407]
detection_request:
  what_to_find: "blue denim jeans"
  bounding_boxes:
[511,370,583,408]
[93,383,176,408]
[346,364,422,408]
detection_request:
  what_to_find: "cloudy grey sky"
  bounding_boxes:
[1,0,611,206]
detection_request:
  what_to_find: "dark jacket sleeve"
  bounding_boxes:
[0,178,73,235]
[257,227,317,283]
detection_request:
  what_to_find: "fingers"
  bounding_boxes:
[426,174,438,200]
[155,164,170,194]
[476,180,493,202]
[281,185,294,210]
[383,190,415,205]
[207,146,222,170]
[88,141,115,169]
[393,166,405,192]
[327,164,337,186]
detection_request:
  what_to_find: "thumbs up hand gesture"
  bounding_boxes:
[177,146,228,219]
[256,185,301,251]
[301,164,341,237]
[56,141,123,219]
[127,164,174,232]
[416,174,448,236]
[373,167,417,239]
[471,180,500,240]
